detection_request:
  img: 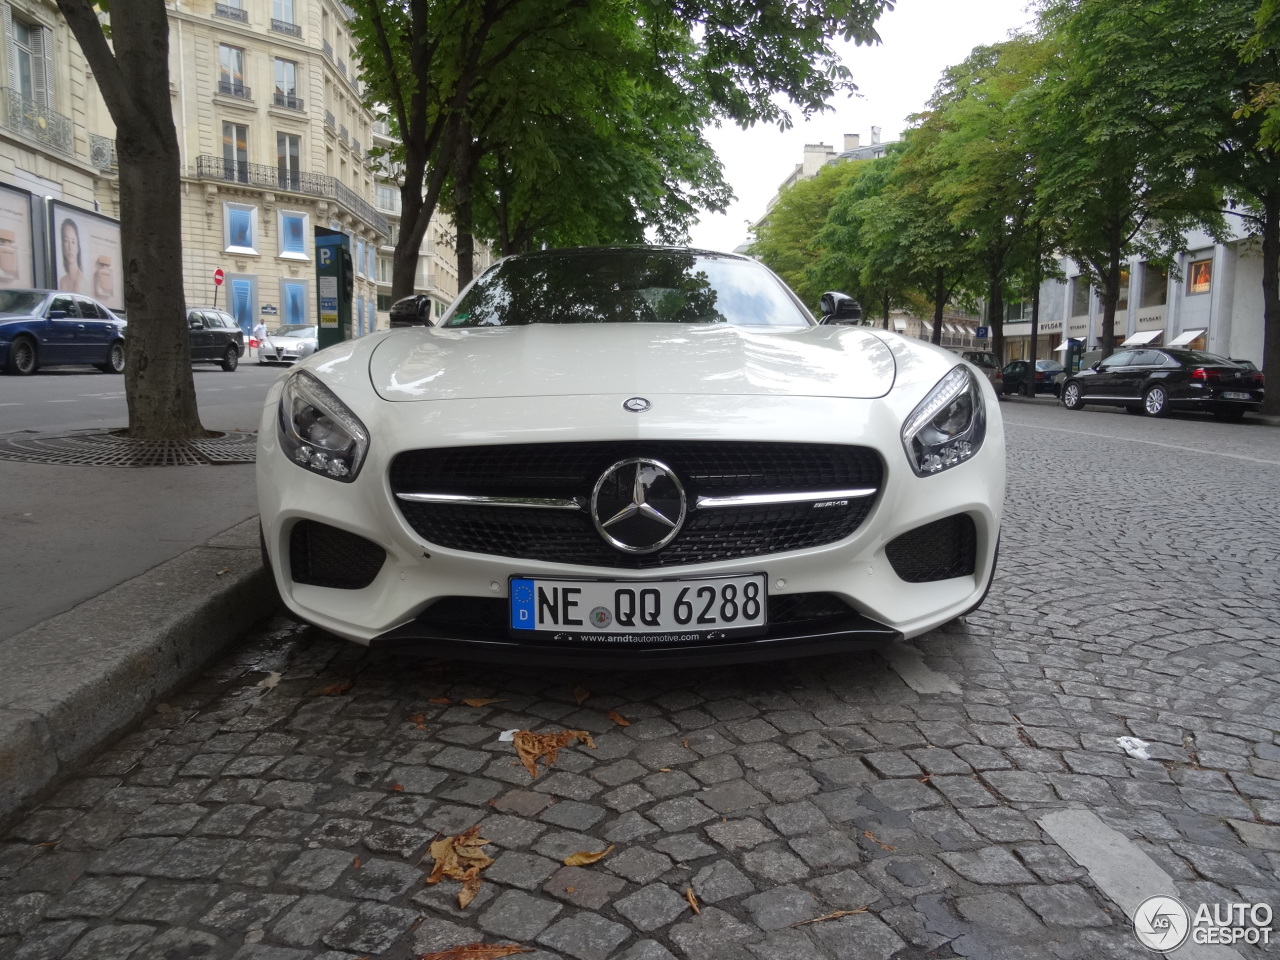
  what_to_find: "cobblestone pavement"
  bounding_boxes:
[3,404,1279,960]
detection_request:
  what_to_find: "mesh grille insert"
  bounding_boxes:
[885,514,977,583]
[289,519,386,589]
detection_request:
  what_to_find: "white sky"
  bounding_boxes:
[687,0,1038,253]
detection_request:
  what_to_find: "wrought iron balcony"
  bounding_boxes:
[324,110,335,130]
[372,118,390,137]
[1,87,73,157]
[89,133,117,172]
[217,80,252,100]
[338,59,347,78]
[322,40,334,61]
[352,139,361,159]
[273,92,305,111]
[195,155,389,236]
[339,124,349,143]
[270,18,302,38]
[214,2,248,23]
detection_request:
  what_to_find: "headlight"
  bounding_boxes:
[901,365,986,477]
[277,370,369,481]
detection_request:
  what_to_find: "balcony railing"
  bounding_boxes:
[270,18,301,38]
[217,80,252,100]
[338,59,347,78]
[339,124,349,143]
[324,110,335,130]
[352,139,361,159]
[89,133,117,171]
[273,92,305,111]
[0,87,73,157]
[214,2,249,23]
[322,39,334,61]
[196,154,389,235]
[372,118,390,137]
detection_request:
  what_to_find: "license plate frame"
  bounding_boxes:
[1222,391,1251,401]
[509,573,768,644]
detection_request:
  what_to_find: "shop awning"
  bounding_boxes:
[1052,340,1072,352]
[1169,328,1207,346]
[946,323,960,335]
[893,318,907,332]
[1121,330,1163,346]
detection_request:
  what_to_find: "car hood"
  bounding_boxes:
[368,323,897,401]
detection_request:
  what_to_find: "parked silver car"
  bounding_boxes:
[259,324,318,365]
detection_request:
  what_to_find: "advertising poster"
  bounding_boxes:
[47,200,124,313]
[0,183,35,289]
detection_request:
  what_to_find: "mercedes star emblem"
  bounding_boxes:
[591,457,687,554]
[622,397,651,413]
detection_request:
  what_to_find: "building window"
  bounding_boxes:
[228,275,257,334]
[280,279,307,326]
[367,245,375,279]
[218,44,249,98]
[355,238,365,277]
[375,184,399,213]
[1187,258,1212,295]
[272,0,295,23]
[273,59,302,110]
[1070,276,1090,317]
[276,132,300,190]
[1116,268,1130,311]
[1005,301,1029,322]
[356,295,365,335]
[377,294,392,310]
[224,202,258,254]
[1141,262,1168,308]
[222,121,248,181]
[278,210,309,259]
[377,257,392,284]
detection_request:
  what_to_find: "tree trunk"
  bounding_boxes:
[1262,193,1280,416]
[1099,251,1121,360]
[57,0,206,439]
[454,124,476,289]
[932,267,944,345]
[881,295,890,330]
[988,273,1005,365]
[1026,230,1042,398]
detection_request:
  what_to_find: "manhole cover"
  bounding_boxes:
[0,430,258,467]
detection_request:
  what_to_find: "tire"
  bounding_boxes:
[99,340,125,374]
[1213,407,1246,422]
[1061,381,1085,410]
[6,336,37,375]
[221,346,239,372]
[1142,384,1170,417]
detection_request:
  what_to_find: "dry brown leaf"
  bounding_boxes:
[416,944,533,960]
[216,567,230,576]
[680,738,690,749]
[352,857,362,869]
[791,908,868,927]
[429,697,452,704]
[512,729,597,779]
[606,710,631,727]
[573,685,591,705]
[409,713,427,729]
[34,841,58,848]
[425,825,495,908]
[392,784,405,792]
[316,680,353,696]
[862,830,896,852]
[562,845,615,867]
[685,887,700,915]
[458,873,483,909]
[461,698,505,708]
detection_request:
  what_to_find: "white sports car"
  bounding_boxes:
[256,247,1004,666]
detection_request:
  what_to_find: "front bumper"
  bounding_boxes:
[258,387,1004,662]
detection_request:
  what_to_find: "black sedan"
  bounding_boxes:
[0,289,126,375]
[1060,347,1264,420]
[1002,358,1064,396]
[186,307,245,371]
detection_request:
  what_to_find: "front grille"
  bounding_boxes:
[289,519,386,589]
[418,591,855,636]
[390,441,882,569]
[884,514,977,583]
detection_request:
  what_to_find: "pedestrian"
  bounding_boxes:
[253,320,267,359]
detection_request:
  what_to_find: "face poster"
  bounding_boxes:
[48,201,124,312]
[0,183,35,289]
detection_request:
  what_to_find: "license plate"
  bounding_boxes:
[509,574,767,643]
[1223,391,1251,400]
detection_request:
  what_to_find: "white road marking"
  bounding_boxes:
[880,642,961,695]
[0,402,22,407]
[1037,809,1244,960]
[45,399,79,403]
[1003,419,1280,467]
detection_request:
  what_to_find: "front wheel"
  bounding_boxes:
[99,340,125,374]
[221,346,239,372]
[1143,384,1170,417]
[6,336,37,375]
[1061,381,1085,411]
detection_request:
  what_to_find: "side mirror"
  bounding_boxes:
[1090,361,1101,371]
[818,291,862,324]
[389,294,431,328]
[190,321,204,330]
[48,309,67,320]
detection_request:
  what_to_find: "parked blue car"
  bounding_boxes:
[0,288,127,375]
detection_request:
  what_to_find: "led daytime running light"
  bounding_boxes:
[278,370,369,482]
[901,366,986,478]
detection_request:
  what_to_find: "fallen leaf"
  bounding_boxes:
[409,714,427,730]
[566,885,575,894]
[681,738,690,749]
[606,710,631,727]
[659,768,671,773]
[563,845,614,866]
[316,680,353,697]
[425,825,495,908]
[416,944,532,960]
[573,685,591,705]
[512,729,596,779]
[791,908,868,927]
[392,784,405,792]
[216,567,230,576]
[429,697,452,704]
[462,698,505,708]
[685,886,700,915]
[34,841,59,848]
[257,672,282,689]
[862,830,896,852]
[353,857,362,869]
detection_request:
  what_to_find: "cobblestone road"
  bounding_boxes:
[3,403,1279,960]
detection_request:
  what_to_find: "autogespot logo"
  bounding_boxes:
[1134,896,1191,952]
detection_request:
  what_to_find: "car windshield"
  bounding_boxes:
[441,250,811,329]
[272,325,316,338]
[964,353,998,368]
[0,291,47,317]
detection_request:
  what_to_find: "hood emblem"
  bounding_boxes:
[622,397,651,413]
[591,458,686,554]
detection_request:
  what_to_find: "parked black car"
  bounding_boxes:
[1002,358,1064,396]
[1060,347,1264,420]
[186,307,245,371]
[0,289,126,375]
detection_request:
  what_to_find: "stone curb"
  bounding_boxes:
[0,517,278,829]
